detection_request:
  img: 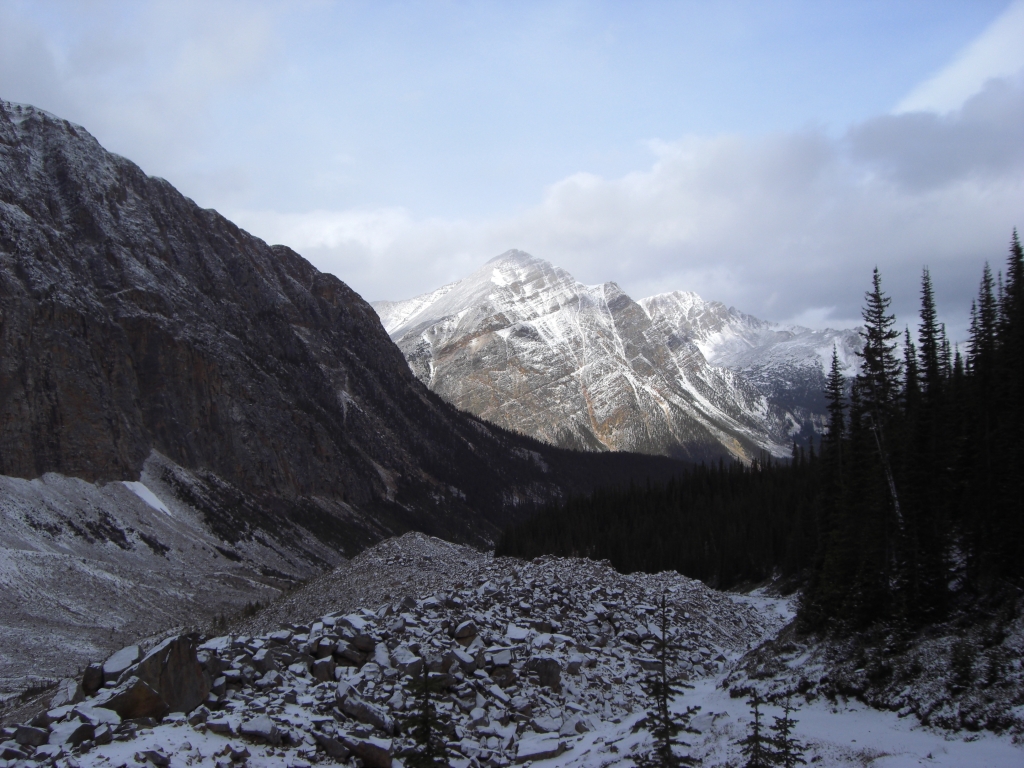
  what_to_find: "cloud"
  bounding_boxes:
[854,74,1024,191]
[896,0,1024,113]
[0,0,277,196]
[236,72,1023,341]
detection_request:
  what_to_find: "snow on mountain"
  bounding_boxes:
[374,251,860,462]
[0,451,341,699]
[640,291,861,435]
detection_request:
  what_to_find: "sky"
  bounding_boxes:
[2,0,1023,340]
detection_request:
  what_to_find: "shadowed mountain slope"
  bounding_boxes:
[0,100,685,554]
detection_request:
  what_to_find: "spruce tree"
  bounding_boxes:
[637,593,699,767]
[768,695,806,767]
[857,268,903,424]
[404,659,450,768]
[917,268,941,401]
[738,690,771,768]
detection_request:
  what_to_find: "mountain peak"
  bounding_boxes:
[485,248,537,266]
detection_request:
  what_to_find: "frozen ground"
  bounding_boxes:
[0,452,343,698]
[5,534,1020,767]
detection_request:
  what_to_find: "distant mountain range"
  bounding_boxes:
[374,250,860,462]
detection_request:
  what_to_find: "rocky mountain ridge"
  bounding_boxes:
[0,100,686,697]
[374,251,860,462]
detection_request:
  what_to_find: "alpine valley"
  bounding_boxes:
[373,251,860,462]
[0,101,684,693]
[2,97,1022,768]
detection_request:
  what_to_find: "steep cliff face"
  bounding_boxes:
[0,102,683,554]
[375,251,786,462]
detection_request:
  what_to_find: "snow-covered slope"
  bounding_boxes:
[641,292,861,433]
[0,451,346,699]
[374,251,859,462]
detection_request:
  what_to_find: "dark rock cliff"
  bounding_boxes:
[0,100,684,551]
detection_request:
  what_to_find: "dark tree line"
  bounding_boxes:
[498,231,1024,631]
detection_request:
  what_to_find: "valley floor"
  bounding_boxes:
[3,534,1021,768]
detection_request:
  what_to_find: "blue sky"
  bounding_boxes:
[2,0,1023,338]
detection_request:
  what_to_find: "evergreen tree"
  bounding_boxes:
[824,346,846,455]
[902,328,919,414]
[917,269,941,400]
[637,594,699,767]
[404,659,450,768]
[857,268,903,424]
[738,690,771,768]
[968,264,998,378]
[768,695,806,768]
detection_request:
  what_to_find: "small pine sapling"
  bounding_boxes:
[768,694,806,767]
[636,593,700,767]
[737,689,771,768]
[403,659,451,768]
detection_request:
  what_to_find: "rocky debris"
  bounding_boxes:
[4,533,785,767]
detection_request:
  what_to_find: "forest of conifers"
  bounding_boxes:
[497,231,1024,630]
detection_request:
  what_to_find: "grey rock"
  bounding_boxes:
[389,645,423,677]
[530,715,562,733]
[515,732,565,763]
[48,678,84,709]
[71,705,120,727]
[102,646,142,682]
[239,715,280,745]
[93,676,168,720]
[131,635,211,714]
[339,694,395,734]
[311,657,336,682]
[205,718,234,735]
[526,657,562,692]
[313,732,350,759]
[0,741,28,760]
[48,719,94,747]
[82,664,104,696]
[14,725,48,747]
[252,648,277,673]
[340,735,392,768]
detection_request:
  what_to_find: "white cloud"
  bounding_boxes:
[235,73,1024,341]
[896,0,1024,114]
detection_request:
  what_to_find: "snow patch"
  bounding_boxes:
[122,481,172,516]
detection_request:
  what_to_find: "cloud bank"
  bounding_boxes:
[234,71,1024,338]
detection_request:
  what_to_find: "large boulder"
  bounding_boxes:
[91,634,209,719]
[132,636,211,714]
[102,646,141,683]
[94,676,168,720]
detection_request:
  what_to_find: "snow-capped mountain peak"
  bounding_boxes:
[372,252,859,461]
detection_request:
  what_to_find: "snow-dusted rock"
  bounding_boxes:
[239,714,280,745]
[515,732,565,762]
[48,678,84,709]
[102,645,142,682]
[47,719,94,747]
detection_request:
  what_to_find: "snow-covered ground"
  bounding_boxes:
[0,452,340,698]
[7,534,1020,767]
